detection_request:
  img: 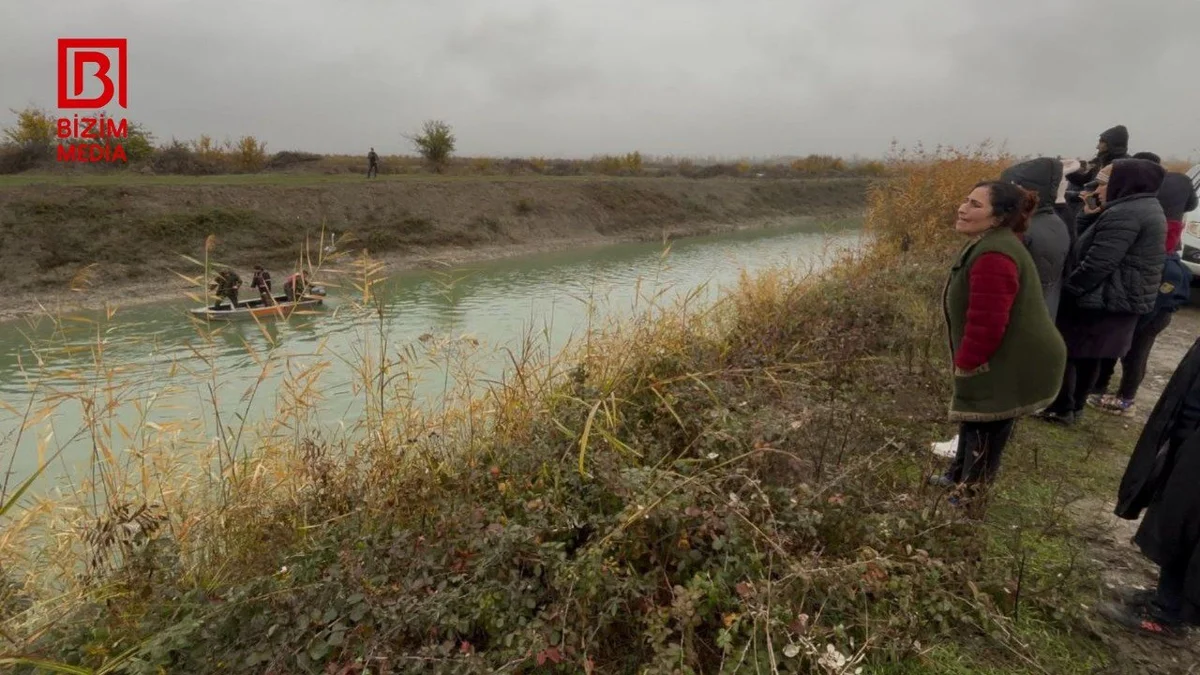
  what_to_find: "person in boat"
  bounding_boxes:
[283,270,310,302]
[251,265,273,304]
[210,269,242,310]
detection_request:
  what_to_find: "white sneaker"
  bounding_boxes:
[930,436,959,459]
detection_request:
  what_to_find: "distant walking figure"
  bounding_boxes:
[367,147,378,178]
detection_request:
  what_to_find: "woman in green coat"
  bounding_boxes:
[932,181,1068,499]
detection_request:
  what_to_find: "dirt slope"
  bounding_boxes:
[0,176,868,318]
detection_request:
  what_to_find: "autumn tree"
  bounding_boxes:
[3,106,55,149]
[405,119,456,173]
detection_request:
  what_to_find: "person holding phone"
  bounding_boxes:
[1036,158,1168,425]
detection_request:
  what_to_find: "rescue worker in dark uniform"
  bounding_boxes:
[251,265,273,304]
[210,269,242,310]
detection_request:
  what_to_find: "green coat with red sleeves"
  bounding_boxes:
[942,227,1067,423]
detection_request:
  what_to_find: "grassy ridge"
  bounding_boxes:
[0,144,1155,673]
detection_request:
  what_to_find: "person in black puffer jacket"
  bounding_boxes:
[1035,158,1167,425]
[1000,157,1072,320]
[1089,251,1191,416]
[1088,155,1199,415]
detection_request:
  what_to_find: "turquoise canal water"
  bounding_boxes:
[0,217,863,493]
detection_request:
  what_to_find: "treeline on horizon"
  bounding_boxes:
[4,105,1195,180]
[0,105,890,179]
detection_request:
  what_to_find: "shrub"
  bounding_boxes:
[592,154,625,175]
[266,150,323,170]
[0,141,52,174]
[513,198,535,215]
[3,106,55,149]
[624,151,643,174]
[864,141,1013,259]
[234,135,268,172]
[149,140,225,175]
[406,119,456,173]
[790,154,847,175]
[858,160,887,176]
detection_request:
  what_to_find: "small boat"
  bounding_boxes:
[189,286,328,321]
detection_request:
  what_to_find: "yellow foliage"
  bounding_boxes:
[860,161,887,176]
[790,154,846,175]
[3,106,56,147]
[624,151,643,174]
[864,142,1013,260]
[594,155,624,175]
[235,135,268,172]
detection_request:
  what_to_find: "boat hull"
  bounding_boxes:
[189,293,326,321]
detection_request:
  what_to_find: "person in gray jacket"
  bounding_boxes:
[1036,158,1167,425]
[1000,157,1072,320]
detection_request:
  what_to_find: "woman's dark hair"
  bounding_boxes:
[974,180,1038,235]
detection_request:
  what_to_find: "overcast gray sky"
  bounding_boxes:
[3,0,1197,160]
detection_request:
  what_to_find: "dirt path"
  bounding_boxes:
[1071,305,1200,673]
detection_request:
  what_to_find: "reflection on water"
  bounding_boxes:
[0,218,863,487]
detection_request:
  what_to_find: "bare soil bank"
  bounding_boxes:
[0,176,869,319]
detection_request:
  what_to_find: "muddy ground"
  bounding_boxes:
[0,176,869,320]
[1067,304,1200,673]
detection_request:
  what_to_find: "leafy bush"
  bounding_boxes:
[0,141,52,174]
[148,140,224,175]
[2,106,55,149]
[266,150,323,170]
[791,154,846,175]
[406,119,456,173]
[864,142,1013,260]
[234,135,268,172]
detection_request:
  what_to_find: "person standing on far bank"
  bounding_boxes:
[367,147,379,178]
[931,181,1067,506]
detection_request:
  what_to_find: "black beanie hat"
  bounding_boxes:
[1100,125,1129,149]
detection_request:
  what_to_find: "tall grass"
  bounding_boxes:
[0,143,1144,674]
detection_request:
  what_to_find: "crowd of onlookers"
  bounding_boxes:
[931,125,1200,641]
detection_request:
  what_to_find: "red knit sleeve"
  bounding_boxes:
[955,252,1019,372]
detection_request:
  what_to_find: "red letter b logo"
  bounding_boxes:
[58,38,127,109]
